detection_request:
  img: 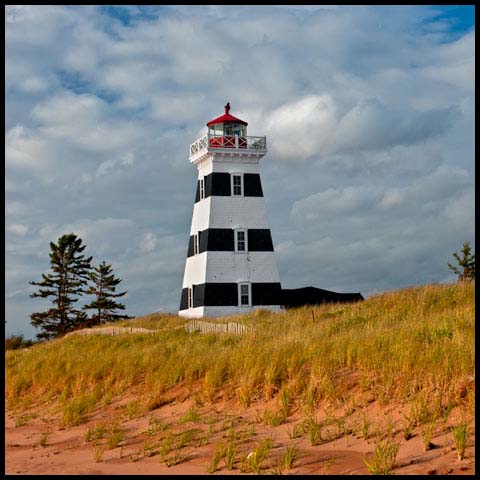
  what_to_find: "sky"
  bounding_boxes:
[5,5,475,339]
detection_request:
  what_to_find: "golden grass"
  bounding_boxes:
[6,282,475,427]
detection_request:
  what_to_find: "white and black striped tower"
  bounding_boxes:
[179,103,282,318]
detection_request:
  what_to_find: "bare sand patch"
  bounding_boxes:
[5,391,475,475]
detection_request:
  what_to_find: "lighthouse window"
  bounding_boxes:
[232,174,243,196]
[239,283,251,306]
[193,234,199,255]
[188,287,193,309]
[199,178,205,199]
[235,229,247,252]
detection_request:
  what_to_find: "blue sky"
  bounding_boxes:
[5,5,475,339]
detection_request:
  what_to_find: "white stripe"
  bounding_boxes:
[179,306,205,318]
[190,197,211,234]
[191,197,271,232]
[208,197,270,229]
[204,251,280,283]
[181,253,207,287]
[198,157,261,176]
[203,305,281,317]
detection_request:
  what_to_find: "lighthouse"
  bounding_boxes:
[179,103,282,318]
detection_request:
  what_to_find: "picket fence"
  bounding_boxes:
[63,321,252,338]
[64,326,155,337]
[184,319,253,335]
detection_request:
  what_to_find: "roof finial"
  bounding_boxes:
[224,102,230,114]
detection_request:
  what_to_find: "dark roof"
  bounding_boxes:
[206,102,248,127]
[280,287,364,308]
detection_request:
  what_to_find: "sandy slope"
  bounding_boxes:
[5,391,475,476]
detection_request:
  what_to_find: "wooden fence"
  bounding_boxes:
[64,326,155,337]
[63,322,252,338]
[184,319,253,335]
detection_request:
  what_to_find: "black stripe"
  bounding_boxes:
[179,282,282,309]
[244,173,263,197]
[212,172,231,196]
[195,173,264,203]
[203,283,238,306]
[187,235,194,257]
[204,173,212,199]
[195,180,200,202]
[187,229,274,257]
[247,229,273,251]
[180,288,188,310]
[204,229,235,253]
[203,172,231,200]
[192,284,204,308]
[199,229,208,253]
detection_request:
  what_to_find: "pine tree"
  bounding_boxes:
[83,261,130,325]
[30,233,92,340]
[448,241,475,282]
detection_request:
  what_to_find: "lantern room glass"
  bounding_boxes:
[208,123,247,137]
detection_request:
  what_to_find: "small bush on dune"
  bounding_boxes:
[5,334,35,351]
[452,423,468,460]
[363,438,400,474]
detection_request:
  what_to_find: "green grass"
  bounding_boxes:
[224,441,237,470]
[106,424,123,449]
[180,405,201,423]
[302,415,323,446]
[85,423,107,443]
[451,422,468,460]
[241,437,274,473]
[281,444,299,470]
[93,445,104,463]
[363,437,400,475]
[421,418,437,450]
[207,442,226,473]
[6,283,475,431]
[39,432,48,447]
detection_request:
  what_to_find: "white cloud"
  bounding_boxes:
[7,224,29,236]
[264,95,458,163]
[5,125,51,170]
[420,31,475,93]
[4,5,474,338]
[140,232,158,253]
[291,186,380,223]
[265,95,337,162]
[31,91,144,152]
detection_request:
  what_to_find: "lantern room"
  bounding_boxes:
[206,102,248,148]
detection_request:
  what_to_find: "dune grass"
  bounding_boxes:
[6,283,475,429]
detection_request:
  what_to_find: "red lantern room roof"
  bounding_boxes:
[206,102,248,127]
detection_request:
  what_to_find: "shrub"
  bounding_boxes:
[363,438,400,475]
[241,438,274,474]
[207,442,226,473]
[282,445,299,470]
[106,424,123,449]
[451,423,468,460]
[5,334,34,351]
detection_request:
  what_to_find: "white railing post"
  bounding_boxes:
[235,134,239,149]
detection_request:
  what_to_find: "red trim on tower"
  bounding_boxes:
[206,102,248,127]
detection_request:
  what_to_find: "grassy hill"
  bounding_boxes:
[5,282,475,474]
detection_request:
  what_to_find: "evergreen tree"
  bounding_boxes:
[448,241,475,282]
[83,261,130,325]
[30,233,92,340]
